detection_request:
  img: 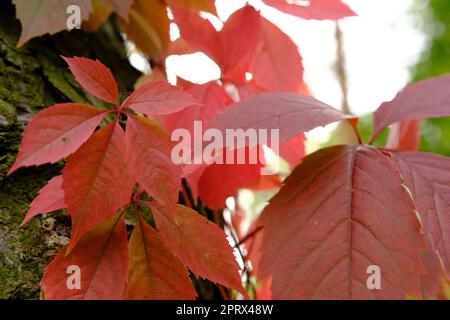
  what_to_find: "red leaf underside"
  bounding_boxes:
[9,103,106,174]
[125,215,196,300]
[63,121,133,253]
[258,145,430,299]
[41,213,128,300]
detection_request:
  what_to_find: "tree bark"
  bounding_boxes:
[0,0,140,299]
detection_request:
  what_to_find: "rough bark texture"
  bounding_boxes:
[0,0,140,299]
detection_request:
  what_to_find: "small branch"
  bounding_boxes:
[234,226,263,248]
[335,21,351,115]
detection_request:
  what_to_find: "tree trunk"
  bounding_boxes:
[0,0,140,299]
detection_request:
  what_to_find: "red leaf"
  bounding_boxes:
[258,145,429,299]
[391,151,450,275]
[172,5,261,84]
[209,93,354,149]
[198,158,262,209]
[22,176,65,226]
[124,214,196,299]
[159,80,236,207]
[63,121,133,253]
[41,212,128,300]
[252,17,304,92]
[279,133,306,168]
[419,250,450,299]
[63,57,119,105]
[126,115,182,210]
[371,75,450,142]
[170,5,222,63]
[264,0,356,20]
[8,103,106,174]
[161,80,232,133]
[220,5,261,83]
[13,0,93,46]
[151,204,246,295]
[122,81,199,116]
[386,120,421,151]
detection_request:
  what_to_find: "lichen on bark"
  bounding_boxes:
[0,0,139,299]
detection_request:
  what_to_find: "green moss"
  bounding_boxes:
[0,0,140,299]
[0,169,58,299]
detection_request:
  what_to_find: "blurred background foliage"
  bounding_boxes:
[357,0,450,154]
[414,0,450,156]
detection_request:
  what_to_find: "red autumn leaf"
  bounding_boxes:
[258,145,429,299]
[170,4,221,61]
[209,93,354,149]
[279,133,306,168]
[198,157,262,209]
[63,57,119,105]
[220,5,261,83]
[122,81,199,116]
[263,0,356,20]
[125,214,196,300]
[252,17,304,92]
[63,121,133,253]
[371,74,450,142]
[13,0,93,46]
[126,115,182,210]
[419,250,450,299]
[160,79,236,206]
[391,151,450,275]
[41,212,128,300]
[386,119,421,151]
[22,176,65,226]
[162,80,232,133]
[151,204,245,295]
[103,0,133,20]
[172,5,261,84]
[8,103,106,174]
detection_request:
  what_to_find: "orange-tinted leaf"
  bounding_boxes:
[122,81,199,116]
[264,0,356,20]
[126,115,182,210]
[63,57,119,105]
[392,151,450,274]
[259,145,428,299]
[84,0,133,30]
[252,17,304,92]
[371,74,450,142]
[386,119,421,151]
[125,215,196,299]
[22,176,65,226]
[151,204,245,295]
[41,213,128,300]
[122,0,170,59]
[13,0,93,46]
[9,103,106,174]
[63,121,133,253]
[209,93,354,149]
[168,0,217,15]
[84,0,114,31]
[104,0,132,20]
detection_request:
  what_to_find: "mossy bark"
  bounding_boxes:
[0,1,140,299]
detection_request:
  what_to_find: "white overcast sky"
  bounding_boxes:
[131,0,431,116]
